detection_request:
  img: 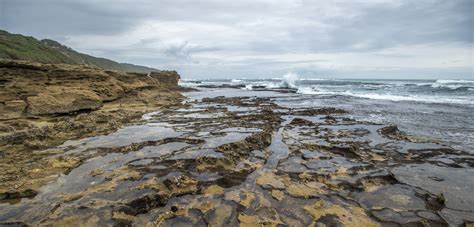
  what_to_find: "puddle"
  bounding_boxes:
[1,90,473,226]
[62,124,182,152]
[392,163,474,212]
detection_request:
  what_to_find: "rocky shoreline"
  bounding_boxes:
[0,60,184,200]
[0,68,473,226]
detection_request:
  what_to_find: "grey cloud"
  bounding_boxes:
[326,0,473,50]
[279,0,473,53]
[0,0,471,78]
[0,0,142,38]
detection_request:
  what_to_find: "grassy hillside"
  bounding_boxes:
[0,30,76,64]
[0,30,158,73]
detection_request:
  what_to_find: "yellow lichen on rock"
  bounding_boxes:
[240,191,256,208]
[154,211,176,226]
[112,211,136,222]
[137,177,167,192]
[238,210,283,227]
[89,168,105,177]
[271,190,285,201]
[256,171,286,189]
[238,214,259,227]
[165,175,198,195]
[204,185,225,195]
[45,156,82,169]
[195,201,215,213]
[223,189,255,208]
[287,183,323,199]
[304,200,380,227]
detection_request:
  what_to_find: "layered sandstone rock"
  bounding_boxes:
[0,59,184,199]
[0,59,181,118]
[0,58,184,161]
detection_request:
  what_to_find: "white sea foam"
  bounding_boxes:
[435,79,474,84]
[415,82,434,86]
[262,82,282,88]
[338,91,473,104]
[300,78,329,81]
[296,87,318,94]
[431,84,465,89]
[178,80,199,87]
[196,78,473,105]
[295,86,473,104]
[297,86,341,95]
[280,73,299,89]
[243,84,253,90]
[430,79,474,89]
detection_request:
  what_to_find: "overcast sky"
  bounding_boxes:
[1,0,472,79]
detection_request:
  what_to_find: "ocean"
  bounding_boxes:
[3,74,474,225]
[181,76,474,151]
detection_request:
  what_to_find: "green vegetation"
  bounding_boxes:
[0,30,76,64]
[0,30,158,73]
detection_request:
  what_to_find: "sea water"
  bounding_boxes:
[181,76,474,151]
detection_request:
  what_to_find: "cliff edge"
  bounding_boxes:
[0,60,184,195]
[0,60,180,118]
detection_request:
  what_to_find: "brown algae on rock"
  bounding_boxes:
[1,81,473,226]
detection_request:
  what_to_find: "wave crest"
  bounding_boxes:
[435,79,474,84]
[280,73,299,89]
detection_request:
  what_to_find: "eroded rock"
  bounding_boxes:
[0,84,472,226]
[304,200,379,226]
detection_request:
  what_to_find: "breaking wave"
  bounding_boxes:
[435,79,474,84]
[270,76,472,105]
[429,79,474,90]
[280,73,299,89]
[184,76,473,105]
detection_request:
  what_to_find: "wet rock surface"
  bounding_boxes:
[0,60,184,201]
[1,87,473,226]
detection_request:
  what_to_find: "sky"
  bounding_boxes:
[1,0,473,79]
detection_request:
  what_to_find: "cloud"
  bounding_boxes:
[1,0,472,79]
